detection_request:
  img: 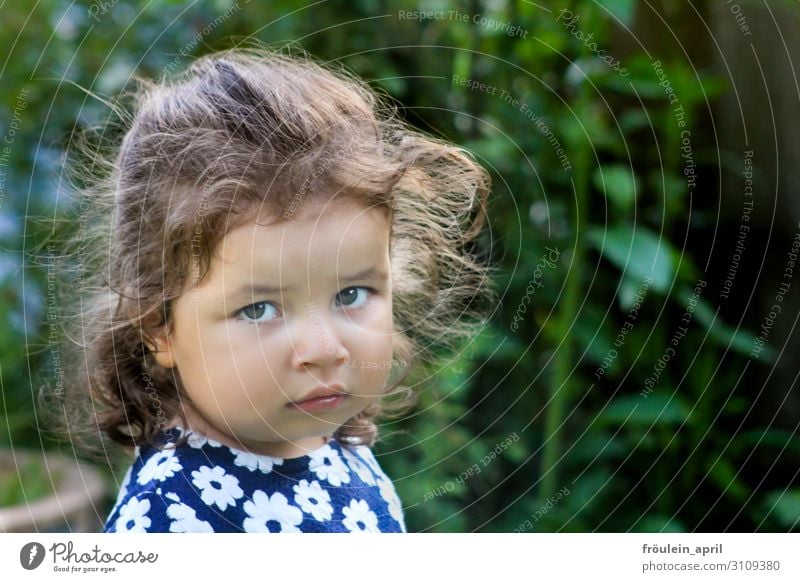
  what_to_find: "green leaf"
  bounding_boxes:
[708,317,773,359]
[619,109,650,133]
[599,0,637,27]
[503,436,529,465]
[704,456,751,503]
[762,490,800,529]
[592,164,638,212]
[567,431,627,464]
[630,515,686,533]
[618,272,654,311]
[595,392,690,428]
[468,322,525,361]
[675,290,777,361]
[587,224,677,293]
[734,429,800,456]
[562,468,614,516]
[660,173,687,201]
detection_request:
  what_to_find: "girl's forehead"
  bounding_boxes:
[216,201,391,265]
[205,203,392,300]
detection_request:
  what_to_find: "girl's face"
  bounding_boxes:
[150,199,395,458]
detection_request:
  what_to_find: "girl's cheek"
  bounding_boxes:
[358,325,395,370]
[357,295,394,330]
[352,316,394,357]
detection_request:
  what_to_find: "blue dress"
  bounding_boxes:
[103,428,406,533]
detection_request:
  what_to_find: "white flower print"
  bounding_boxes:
[183,429,224,449]
[191,465,244,511]
[377,478,406,531]
[308,445,350,486]
[232,448,284,474]
[136,448,182,485]
[293,479,333,521]
[359,447,396,485]
[165,494,214,533]
[356,445,383,474]
[341,447,376,485]
[243,490,303,533]
[341,499,379,532]
[114,497,151,532]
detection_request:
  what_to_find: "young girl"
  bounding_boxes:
[49,46,495,533]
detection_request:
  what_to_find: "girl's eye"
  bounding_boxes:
[335,286,372,309]
[237,301,279,323]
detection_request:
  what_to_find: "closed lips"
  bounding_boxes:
[291,385,347,404]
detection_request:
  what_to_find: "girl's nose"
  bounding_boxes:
[290,310,349,370]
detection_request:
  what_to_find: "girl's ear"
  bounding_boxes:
[142,316,177,369]
[146,333,177,369]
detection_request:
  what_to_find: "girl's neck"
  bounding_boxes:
[167,402,329,459]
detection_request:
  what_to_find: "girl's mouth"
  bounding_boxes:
[287,384,349,413]
[287,394,349,413]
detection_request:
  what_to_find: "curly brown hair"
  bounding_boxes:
[44,45,497,460]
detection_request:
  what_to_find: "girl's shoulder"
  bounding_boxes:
[103,430,407,533]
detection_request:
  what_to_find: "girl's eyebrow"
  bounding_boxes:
[216,266,388,304]
[339,266,389,284]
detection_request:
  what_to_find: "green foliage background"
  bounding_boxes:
[1,0,798,532]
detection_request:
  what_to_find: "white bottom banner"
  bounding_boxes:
[1,533,797,581]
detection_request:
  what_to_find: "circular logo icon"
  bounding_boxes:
[20,542,46,570]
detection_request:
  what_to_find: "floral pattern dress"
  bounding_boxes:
[103,428,406,533]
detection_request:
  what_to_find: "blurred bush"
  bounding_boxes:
[1,0,797,532]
